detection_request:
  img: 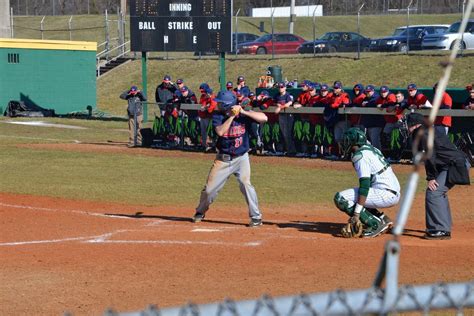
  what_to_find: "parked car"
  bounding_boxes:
[369,25,449,53]
[297,32,371,54]
[422,20,474,50]
[237,33,306,55]
[194,32,259,55]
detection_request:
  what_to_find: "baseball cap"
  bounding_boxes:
[406,113,425,127]
[380,86,389,93]
[466,84,473,91]
[353,83,364,91]
[176,79,184,84]
[163,75,171,82]
[259,90,270,97]
[180,86,188,92]
[277,82,286,88]
[214,90,237,108]
[302,80,312,87]
[407,83,417,91]
[307,82,316,91]
[248,92,255,98]
[365,85,375,92]
[130,85,138,92]
[333,81,342,89]
[226,81,233,88]
[320,84,329,91]
[237,76,245,83]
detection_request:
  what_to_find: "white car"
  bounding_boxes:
[422,19,474,50]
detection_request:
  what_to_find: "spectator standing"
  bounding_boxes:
[235,76,251,97]
[120,85,147,147]
[329,81,351,158]
[360,85,384,150]
[432,83,453,135]
[464,85,474,110]
[349,84,365,129]
[198,83,217,151]
[407,83,432,109]
[274,82,296,156]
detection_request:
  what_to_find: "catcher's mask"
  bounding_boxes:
[342,127,367,156]
[214,90,237,112]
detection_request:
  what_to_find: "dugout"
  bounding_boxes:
[256,86,473,133]
[0,38,97,115]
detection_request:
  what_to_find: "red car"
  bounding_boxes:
[237,33,306,54]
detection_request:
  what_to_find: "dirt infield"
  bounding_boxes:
[1,186,473,315]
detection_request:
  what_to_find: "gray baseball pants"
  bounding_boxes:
[196,153,262,219]
[425,169,454,233]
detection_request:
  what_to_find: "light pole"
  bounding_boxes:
[312,5,318,57]
[235,8,240,55]
[357,2,365,60]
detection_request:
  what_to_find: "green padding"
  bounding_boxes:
[272,123,281,142]
[262,123,271,143]
[152,116,166,136]
[333,192,381,229]
[359,177,371,197]
[293,120,303,141]
[313,124,323,144]
[302,121,312,142]
[390,129,401,150]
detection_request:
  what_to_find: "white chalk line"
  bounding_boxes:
[0,231,120,247]
[0,134,81,143]
[0,202,138,220]
[86,239,262,247]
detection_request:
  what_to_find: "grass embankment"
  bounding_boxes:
[99,53,474,116]
[0,118,416,208]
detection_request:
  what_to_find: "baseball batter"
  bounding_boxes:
[193,90,268,227]
[334,128,401,238]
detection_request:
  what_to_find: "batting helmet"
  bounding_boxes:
[342,128,367,156]
[214,90,237,112]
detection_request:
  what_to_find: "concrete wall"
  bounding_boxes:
[0,0,12,38]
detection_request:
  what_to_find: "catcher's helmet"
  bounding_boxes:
[214,90,237,112]
[342,128,367,155]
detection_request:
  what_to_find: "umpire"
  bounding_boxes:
[120,86,147,147]
[406,113,470,240]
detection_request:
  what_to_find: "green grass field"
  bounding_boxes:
[0,117,418,209]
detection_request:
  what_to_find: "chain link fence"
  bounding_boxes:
[99,281,474,315]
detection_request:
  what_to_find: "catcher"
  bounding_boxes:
[334,128,401,238]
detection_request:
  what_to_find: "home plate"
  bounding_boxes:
[192,228,221,232]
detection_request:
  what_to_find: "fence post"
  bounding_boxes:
[234,8,240,55]
[10,7,14,38]
[40,16,45,40]
[357,3,365,60]
[271,8,275,60]
[105,10,110,61]
[312,5,317,57]
[68,16,73,41]
[406,0,413,54]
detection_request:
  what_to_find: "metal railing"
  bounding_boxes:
[96,40,131,77]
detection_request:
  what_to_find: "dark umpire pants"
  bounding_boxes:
[425,169,453,233]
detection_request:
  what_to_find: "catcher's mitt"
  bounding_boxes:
[341,218,364,238]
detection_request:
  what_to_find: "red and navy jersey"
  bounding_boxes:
[199,93,217,119]
[296,90,311,106]
[307,94,323,125]
[434,92,452,127]
[408,93,429,108]
[256,97,278,123]
[212,114,252,156]
[376,93,397,123]
[349,93,366,125]
[330,92,350,109]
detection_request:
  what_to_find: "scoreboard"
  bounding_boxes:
[130,0,232,53]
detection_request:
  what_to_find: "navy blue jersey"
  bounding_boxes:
[273,92,294,106]
[360,92,385,128]
[212,113,252,156]
[234,86,251,97]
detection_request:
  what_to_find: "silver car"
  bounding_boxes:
[422,19,474,50]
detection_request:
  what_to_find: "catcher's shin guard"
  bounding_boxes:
[334,192,382,230]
